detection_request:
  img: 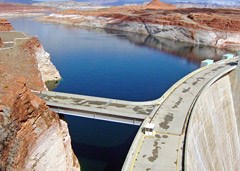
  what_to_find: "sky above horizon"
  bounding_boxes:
[0,0,239,5]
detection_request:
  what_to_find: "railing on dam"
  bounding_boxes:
[36,91,159,125]
[122,57,239,171]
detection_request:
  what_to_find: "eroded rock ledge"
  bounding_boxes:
[22,37,61,84]
[0,19,80,170]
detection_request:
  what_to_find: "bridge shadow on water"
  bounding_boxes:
[63,115,139,171]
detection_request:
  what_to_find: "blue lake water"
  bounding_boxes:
[9,17,228,171]
[9,18,202,101]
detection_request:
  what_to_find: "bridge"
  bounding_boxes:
[36,91,159,125]
[36,56,239,170]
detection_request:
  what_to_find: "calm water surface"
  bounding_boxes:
[9,17,227,171]
[10,18,200,101]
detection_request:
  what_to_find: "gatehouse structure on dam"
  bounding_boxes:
[38,56,240,170]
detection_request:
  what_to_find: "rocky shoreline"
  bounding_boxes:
[0,19,80,170]
[24,37,61,86]
[38,0,240,51]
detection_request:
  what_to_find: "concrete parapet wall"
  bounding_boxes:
[185,73,240,170]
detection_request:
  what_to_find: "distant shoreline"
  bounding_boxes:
[36,2,240,51]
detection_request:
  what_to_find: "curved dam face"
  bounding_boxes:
[186,68,240,170]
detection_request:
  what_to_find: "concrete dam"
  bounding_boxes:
[37,57,240,170]
[122,57,240,170]
[185,68,240,170]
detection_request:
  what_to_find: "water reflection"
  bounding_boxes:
[63,24,231,64]
[104,29,232,64]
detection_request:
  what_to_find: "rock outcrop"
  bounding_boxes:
[0,19,79,170]
[0,79,79,171]
[0,18,13,31]
[38,2,240,51]
[22,37,61,83]
[147,0,176,10]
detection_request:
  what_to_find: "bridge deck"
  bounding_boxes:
[38,91,158,124]
[123,57,238,170]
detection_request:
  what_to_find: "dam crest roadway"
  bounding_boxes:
[36,56,239,170]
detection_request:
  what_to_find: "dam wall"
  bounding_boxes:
[230,69,240,141]
[185,71,240,170]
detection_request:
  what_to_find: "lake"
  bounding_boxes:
[9,17,228,171]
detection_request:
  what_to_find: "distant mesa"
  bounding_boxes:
[147,0,176,10]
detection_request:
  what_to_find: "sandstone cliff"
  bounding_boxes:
[22,37,61,84]
[38,0,240,51]
[0,19,80,170]
[0,79,79,171]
